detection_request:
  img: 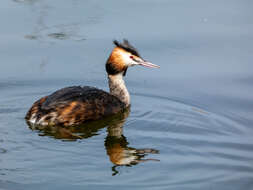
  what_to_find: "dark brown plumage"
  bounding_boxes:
[26,86,126,126]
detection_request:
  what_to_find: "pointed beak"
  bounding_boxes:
[139,61,160,68]
[131,56,160,68]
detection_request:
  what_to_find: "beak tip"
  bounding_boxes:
[140,61,160,68]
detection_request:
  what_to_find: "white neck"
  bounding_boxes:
[108,73,130,107]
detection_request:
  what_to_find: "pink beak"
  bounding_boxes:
[139,61,160,68]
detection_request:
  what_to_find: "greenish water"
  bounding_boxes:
[1,0,253,189]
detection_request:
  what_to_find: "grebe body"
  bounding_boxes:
[26,86,125,126]
[26,40,159,126]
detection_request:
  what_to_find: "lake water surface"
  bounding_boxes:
[1,0,253,189]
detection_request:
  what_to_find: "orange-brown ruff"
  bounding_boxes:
[26,39,159,126]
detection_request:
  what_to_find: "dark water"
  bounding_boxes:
[1,0,253,189]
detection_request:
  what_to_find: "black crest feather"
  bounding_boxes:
[113,39,141,57]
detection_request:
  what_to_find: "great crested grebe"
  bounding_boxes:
[25,39,159,126]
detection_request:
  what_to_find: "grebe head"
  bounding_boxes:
[106,39,159,76]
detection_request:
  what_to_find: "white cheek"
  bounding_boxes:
[120,52,134,66]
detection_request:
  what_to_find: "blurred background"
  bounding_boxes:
[0,0,253,190]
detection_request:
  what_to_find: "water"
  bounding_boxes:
[1,0,253,189]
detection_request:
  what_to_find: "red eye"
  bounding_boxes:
[130,56,134,59]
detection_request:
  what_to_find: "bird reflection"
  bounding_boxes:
[27,108,159,175]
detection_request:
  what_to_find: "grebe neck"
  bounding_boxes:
[108,73,130,107]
